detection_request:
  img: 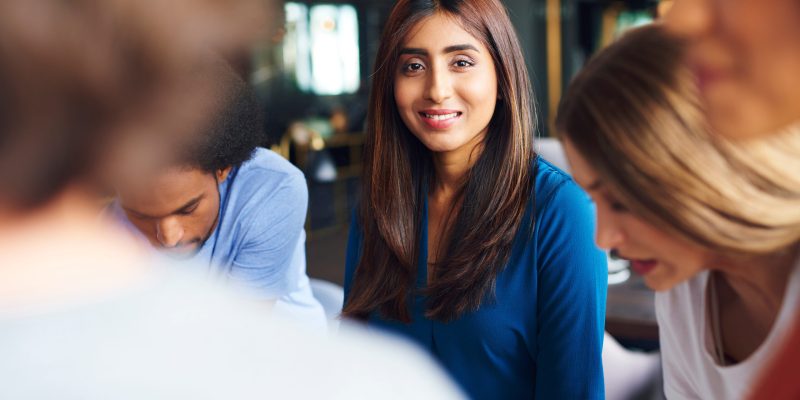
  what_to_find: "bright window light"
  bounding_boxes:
[285,3,360,95]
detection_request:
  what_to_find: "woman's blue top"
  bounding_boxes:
[344,158,607,399]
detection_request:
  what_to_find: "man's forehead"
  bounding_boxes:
[118,167,212,206]
[124,166,208,189]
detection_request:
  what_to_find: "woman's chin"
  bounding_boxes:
[643,274,683,292]
[416,136,468,154]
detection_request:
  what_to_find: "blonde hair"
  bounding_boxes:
[556,24,800,255]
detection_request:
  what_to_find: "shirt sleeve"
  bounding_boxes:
[226,171,308,300]
[533,179,608,399]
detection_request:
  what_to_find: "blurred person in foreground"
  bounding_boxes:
[557,25,800,399]
[110,62,325,330]
[664,0,800,141]
[0,1,463,398]
[748,320,800,399]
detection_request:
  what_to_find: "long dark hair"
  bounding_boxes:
[343,0,535,322]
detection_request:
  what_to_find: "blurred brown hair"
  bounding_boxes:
[556,24,800,255]
[0,0,271,211]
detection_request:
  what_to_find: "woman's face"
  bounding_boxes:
[563,138,715,291]
[394,13,498,158]
[664,0,800,139]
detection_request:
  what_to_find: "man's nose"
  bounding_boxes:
[155,217,184,248]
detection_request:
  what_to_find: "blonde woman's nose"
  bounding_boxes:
[594,208,625,250]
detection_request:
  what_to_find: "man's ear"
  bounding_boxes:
[216,166,233,182]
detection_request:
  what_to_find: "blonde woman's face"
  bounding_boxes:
[563,138,714,291]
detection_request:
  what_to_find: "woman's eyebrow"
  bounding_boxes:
[443,44,478,53]
[399,43,479,56]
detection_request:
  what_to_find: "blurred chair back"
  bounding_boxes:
[536,137,570,173]
[603,332,661,400]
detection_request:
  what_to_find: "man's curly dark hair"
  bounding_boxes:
[185,60,263,173]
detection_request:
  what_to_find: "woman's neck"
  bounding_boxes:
[715,244,799,313]
[708,244,799,362]
[431,134,485,198]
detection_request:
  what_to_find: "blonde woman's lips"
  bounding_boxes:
[631,259,657,275]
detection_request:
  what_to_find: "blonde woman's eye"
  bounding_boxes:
[602,193,629,213]
[609,201,629,213]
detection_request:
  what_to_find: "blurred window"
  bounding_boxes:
[284,3,360,95]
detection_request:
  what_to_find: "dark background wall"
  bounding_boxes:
[255,0,658,143]
[257,0,555,143]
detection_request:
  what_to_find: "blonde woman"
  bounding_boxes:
[557,25,800,399]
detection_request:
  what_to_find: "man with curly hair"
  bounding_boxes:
[111,62,325,329]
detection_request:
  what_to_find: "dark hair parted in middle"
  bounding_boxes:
[343,0,535,322]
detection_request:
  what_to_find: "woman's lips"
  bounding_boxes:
[418,110,462,130]
[630,259,658,276]
[692,64,729,93]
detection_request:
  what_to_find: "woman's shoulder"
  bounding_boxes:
[531,156,584,211]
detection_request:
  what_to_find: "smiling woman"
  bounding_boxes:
[342,0,607,398]
[393,18,497,155]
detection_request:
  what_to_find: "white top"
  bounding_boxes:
[0,266,464,400]
[656,256,800,399]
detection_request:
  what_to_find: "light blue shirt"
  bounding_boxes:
[114,148,325,330]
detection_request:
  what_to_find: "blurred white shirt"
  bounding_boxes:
[0,265,463,400]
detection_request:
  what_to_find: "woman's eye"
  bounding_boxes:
[403,62,424,73]
[609,201,628,213]
[602,194,629,213]
[454,59,474,68]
